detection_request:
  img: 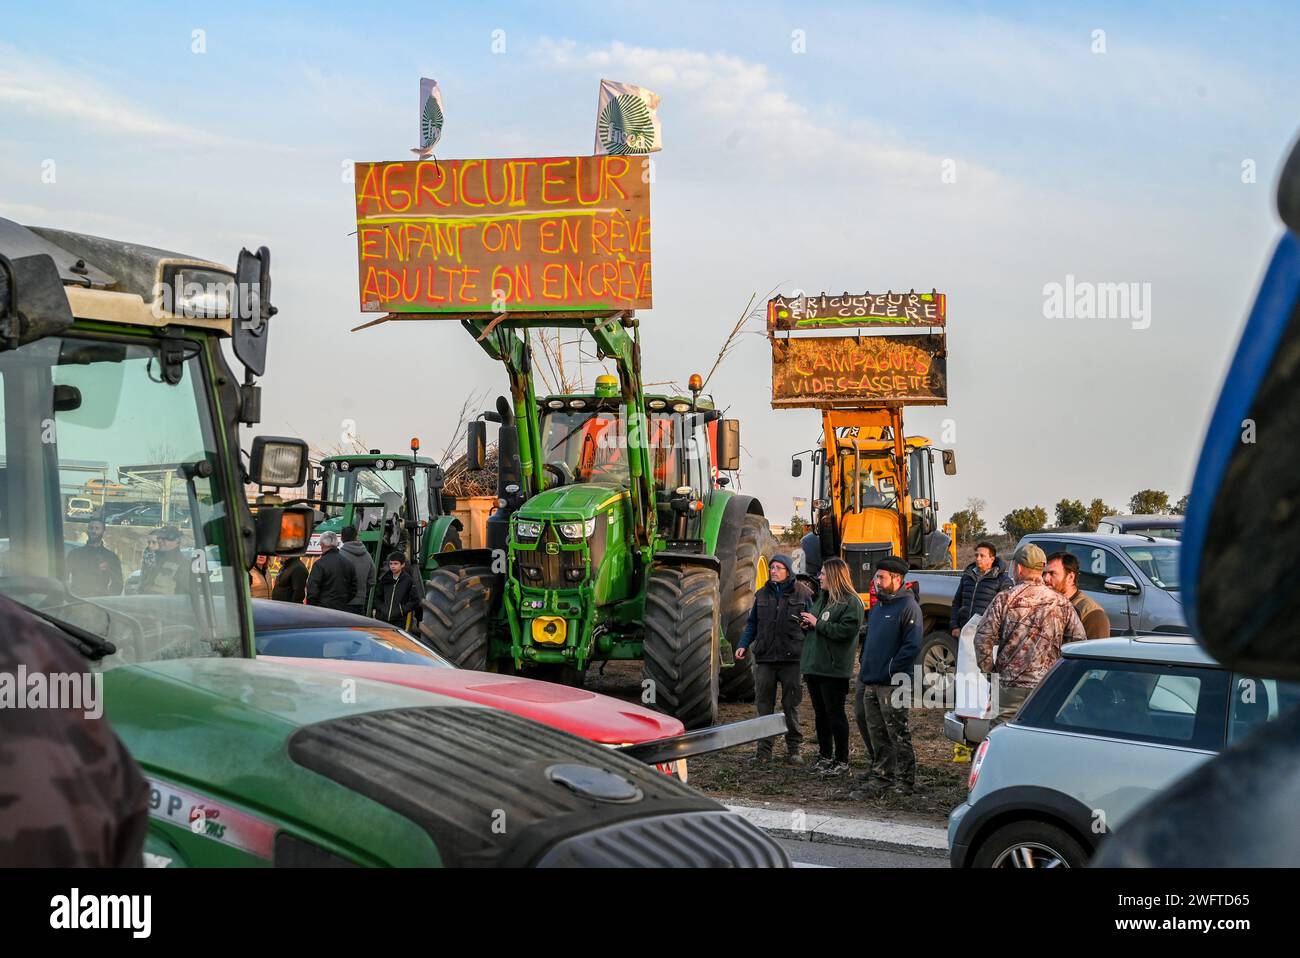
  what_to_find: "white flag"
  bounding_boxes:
[594,78,662,155]
[411,78,444,157]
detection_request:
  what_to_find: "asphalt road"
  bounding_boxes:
[780,839,949,868]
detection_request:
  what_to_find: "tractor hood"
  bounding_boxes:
[101,657,475,865]
[518,481,628,520]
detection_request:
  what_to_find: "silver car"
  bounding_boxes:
[1019,532,1185,634]
[947,635,1300,867]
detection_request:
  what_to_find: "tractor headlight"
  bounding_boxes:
[558,519,596,540]
[516,519,543,539]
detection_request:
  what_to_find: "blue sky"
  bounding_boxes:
[3,1,1299,526]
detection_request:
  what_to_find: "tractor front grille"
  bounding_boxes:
[516,517,607,590]
[843,541,894,593]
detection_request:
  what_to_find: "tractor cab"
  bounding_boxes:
[0,218,311,667]
[793,407,956,598]
[534,375,737,553]
[312,447,459,605]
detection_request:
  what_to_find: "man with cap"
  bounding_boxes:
[975,542,1087,724]
[736,554,812,764]
[850,556,923,797]
[138,526,191,595]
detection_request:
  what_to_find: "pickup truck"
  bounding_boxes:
[907,532,1188,694]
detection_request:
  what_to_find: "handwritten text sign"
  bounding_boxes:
[771,334,948,407]
[767,292,945,331]
[355,156,651,314]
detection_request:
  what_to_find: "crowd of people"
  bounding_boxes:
[65,517,422,629]
[65,518,194,598]
[736,551,921,796]
[735,538,1111,800]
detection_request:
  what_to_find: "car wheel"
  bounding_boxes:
[920,631,958,696]
[973,821,1088,869]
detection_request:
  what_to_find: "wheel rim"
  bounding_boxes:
[923,643,957,696]
[991,842,1069,868]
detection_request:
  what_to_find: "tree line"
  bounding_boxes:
[950,490,1189,544]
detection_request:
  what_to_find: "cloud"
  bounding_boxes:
[535,38,1002,191]
[0,45,238,147]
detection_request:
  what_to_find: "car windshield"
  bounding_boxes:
[1123,543,1181,591]
[255,625,451,668]
[1132,527,1181,540]
[0,334,243,666]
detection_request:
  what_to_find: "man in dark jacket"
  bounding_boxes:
[66,517,123,596]
[951,541,1013,637]
[736,554,812,764]
[339,524,376,615]
[271,554,308,603]
[0,595,148,865]
[374,552,421,627]
[851,556,923,797]
[306,531,357,612]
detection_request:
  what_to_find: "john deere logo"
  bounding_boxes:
[421,94,444,150]
[545,541,560,555]
[597,94,657,154]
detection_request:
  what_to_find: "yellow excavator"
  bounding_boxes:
[770,291,957,602]
[791,407,956,597]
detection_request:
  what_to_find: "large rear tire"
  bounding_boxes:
[420,564,494,671]
[720,513,775,703]
[642,565,721,730]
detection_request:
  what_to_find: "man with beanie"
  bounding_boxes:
[339,525,376,616]
[975,542,1087,724]
[736,554,812,764]
[851,556,923,797]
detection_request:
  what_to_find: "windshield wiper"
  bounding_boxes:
[15,600,117,660]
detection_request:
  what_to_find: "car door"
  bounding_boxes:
[1062,541,1138,633]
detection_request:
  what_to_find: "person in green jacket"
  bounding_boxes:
[799,557,865,776]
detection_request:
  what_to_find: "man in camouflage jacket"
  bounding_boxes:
[975,543,1087,722]
[0,595,148,866]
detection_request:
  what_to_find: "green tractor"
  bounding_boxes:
[421,314,774,729]
[309,444,463,612]
[0,219,790,866]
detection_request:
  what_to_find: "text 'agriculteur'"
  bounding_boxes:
[354,156,652,314]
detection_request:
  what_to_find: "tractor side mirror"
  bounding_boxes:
[791,458,803,478]
[0,252,73,352]
[467,420,487,471]
[717,419,741,471]
[233,246,273,376]
[942,449,957,476]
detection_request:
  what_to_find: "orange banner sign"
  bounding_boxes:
[354,156,651,314]
[771,334,948,407]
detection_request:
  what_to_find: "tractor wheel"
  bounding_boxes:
[720,513,775,703]
[642,564,721,730]
[420,564,494,671]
